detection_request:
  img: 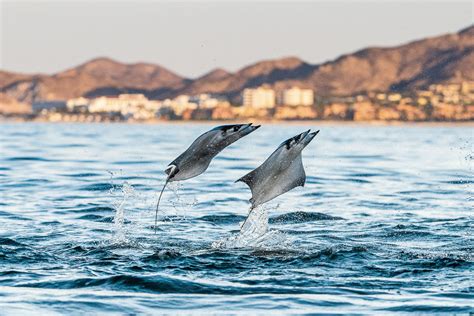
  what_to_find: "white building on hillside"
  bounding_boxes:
[242,87,276,108]
[162,95,198,116]
[67,97,90,111]
[88,94,159,113]
[86,94,161,119]
[281,87,314,106]
[190,94,221,109]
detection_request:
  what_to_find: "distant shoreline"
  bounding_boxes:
[1,117,473,127]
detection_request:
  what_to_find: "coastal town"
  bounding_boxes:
[9,81,474,122]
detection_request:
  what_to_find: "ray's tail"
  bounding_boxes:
[154,178,169,234]
[154,165,177,234]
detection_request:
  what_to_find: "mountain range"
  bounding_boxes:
[1,25,473,108]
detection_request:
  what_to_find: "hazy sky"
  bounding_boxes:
[1,0,472,78]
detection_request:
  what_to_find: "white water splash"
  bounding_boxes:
[112,181,136,242]
[212,206,289,249]
[156,182,197,223]
[240,206,269,237]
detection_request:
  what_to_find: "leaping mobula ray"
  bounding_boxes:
[155,123,260,231]
[237,129,319,226]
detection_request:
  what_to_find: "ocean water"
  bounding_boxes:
[0,122,473,314]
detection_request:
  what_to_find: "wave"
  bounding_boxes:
[68,205,116,213]
[13,274,310,295]
[5,156,57,162]
[77,214,115,223]
[198,214,245,225]
[0,237,26,247]
[270,211,344,224]
[80,183,114,191]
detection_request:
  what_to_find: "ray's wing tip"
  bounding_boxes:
[248,122,261,128]
[242,123,261,134]
[296,129,311,143]
[308,129,320,137]
[235,176,247,183]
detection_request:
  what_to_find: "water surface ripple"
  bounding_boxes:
[0,123,473,313]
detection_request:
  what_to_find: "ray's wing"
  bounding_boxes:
[255,154,306,206]
[280,154,306,192]
[168,129,218,169]
[236,167,261,204]
[236,145,285,203]
[180,129,217,157]
[237,153,306,207]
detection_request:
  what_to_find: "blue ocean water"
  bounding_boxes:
[0,122,473,314]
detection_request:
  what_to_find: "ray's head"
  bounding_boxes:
[214,123,261,139]
[282,129,319,152]
[207,123,261,147]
